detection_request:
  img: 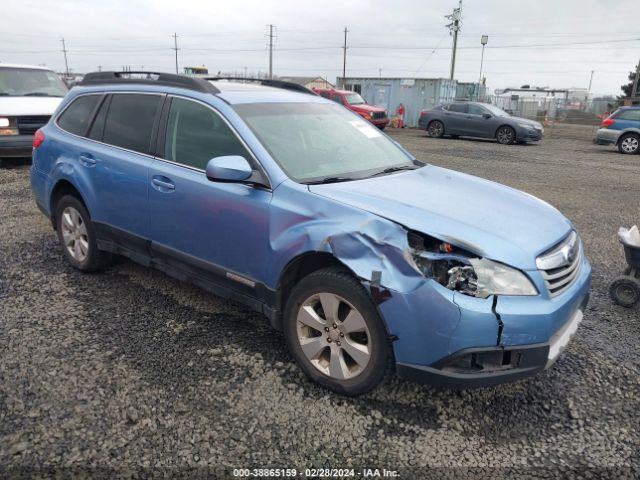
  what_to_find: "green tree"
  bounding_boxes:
[620,63,639,98]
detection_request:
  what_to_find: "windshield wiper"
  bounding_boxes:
[367,165,419,178]
[304,176,355,185]
[23,92,55,97]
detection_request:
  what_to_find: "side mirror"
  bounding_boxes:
[206,155,253,182]
[483,113,492,119]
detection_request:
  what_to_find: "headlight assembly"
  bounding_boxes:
[409,231,538,298]
[0,117,19,136]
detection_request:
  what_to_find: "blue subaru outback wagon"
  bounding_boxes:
[31,72,591,395]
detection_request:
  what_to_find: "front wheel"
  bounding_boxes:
[427,120,444,138]
[283,268,392,396]
[496,126,516,145]
[618,133,640,154]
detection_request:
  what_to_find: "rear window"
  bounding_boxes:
[615,109,640,121]
[102,94,162,154]
[57,95,102,136]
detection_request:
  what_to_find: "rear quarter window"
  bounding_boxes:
[57,95,102,136]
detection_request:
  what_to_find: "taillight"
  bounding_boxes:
[420,111,429,117]
[33,129,45,149]
[601,118,615,128]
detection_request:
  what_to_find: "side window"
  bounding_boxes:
[318,91,330,99]
[57,95,102,136]
[617,109,640,121]
[468,104,487,116]
[448,104,468,113]
[102,94,162,154]
[332,94,344,105]
[164,97,251,170]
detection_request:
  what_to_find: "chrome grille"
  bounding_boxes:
[536,231,582,298]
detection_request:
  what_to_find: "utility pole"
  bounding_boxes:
[342,27,349,88]
[445,1,462,81]
[478,35,488,101]
[172,33,179,74]
[632,59,640,98]
[267,24,275,79]
[588,70,594,92]
[61,38,69,78]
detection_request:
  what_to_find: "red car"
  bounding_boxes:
[313,88,389,130]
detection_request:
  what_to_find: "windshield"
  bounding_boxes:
[0,68,68,97]
[234,102,416,183]
[483,104,510,117]
[344,93,366,105]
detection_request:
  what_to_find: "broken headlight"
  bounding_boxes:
[409,231,537,298]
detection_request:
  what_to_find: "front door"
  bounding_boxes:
[147,96,272,293]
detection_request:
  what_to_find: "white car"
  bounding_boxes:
[0,63,67,160]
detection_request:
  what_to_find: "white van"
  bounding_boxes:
[0,63,67,160]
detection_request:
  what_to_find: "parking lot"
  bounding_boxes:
[1,127,639,477]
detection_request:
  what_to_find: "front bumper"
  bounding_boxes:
[379,255,591,389]
[0,134,33,158]
[370,117,389,128]
[516,127,543,142]
[396,303,585,388]
[595,128,620,145]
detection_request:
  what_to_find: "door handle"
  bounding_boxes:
[151,175,175,192]
[78,154,96,167]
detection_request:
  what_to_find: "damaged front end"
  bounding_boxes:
[407,230,538,299]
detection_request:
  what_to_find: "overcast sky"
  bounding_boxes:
[2,0,638,95]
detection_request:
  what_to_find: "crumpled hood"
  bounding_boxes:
[309,165,572,270]
[0,97,63,116]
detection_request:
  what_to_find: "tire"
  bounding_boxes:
[55,195,112,272]
[496,126,516,145]
[283,267,392,396]
[427,120,445,138]
[609,276,640,308]
[617,133,640,155]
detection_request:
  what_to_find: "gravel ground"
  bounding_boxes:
[1,127,639,479]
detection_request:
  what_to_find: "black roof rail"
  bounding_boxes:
[79,71,220,94]
[205,77,317,96]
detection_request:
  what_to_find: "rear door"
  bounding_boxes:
[442,103,468,135]
[87,92,164,257]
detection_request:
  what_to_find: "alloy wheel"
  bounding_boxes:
[296,292,371,380]
[428,121,444,137]
[60,206,89,262]
[497,127,514,144]
[620,136,639,153]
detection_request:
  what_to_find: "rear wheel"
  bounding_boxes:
[55,195,112,272]
[496,126,516,145]
[618,133,640,154]
[427,120,444,138]
[283,268,392,396]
